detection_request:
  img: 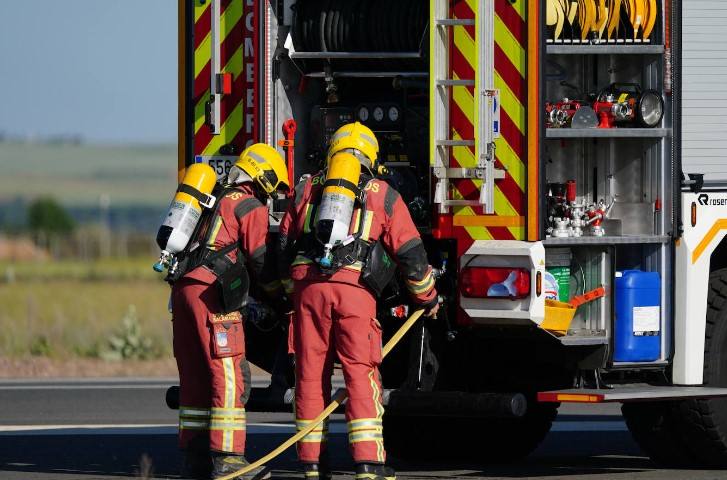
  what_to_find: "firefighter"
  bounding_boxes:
[278,122,440,480]
[171,143,288,480]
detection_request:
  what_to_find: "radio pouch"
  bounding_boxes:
[361,241,397,297]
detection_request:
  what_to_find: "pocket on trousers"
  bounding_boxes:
[208,311,245,358]
[287,313,295,355]
[369,318,383,366]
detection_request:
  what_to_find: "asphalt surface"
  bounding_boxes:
[1,378,726,479]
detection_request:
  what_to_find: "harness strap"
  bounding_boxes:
[322,178,360,197]
[177,184,215,208]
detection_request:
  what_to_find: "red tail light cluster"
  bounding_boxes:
[460,267,531,299]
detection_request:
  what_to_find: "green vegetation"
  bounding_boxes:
[28,197,75,235]
[0,258,171,359]
[0,142,177,207]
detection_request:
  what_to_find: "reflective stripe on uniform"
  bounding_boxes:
[179,407,211,417]
[406,270,435,295]
[296,418,329,444]
[360,211,374,241]
[347,417,384,446]
[303,203,314,234]
[179,406,211,430]
[179,419,210,430]
[371,370,385,461]
[206,216,224,250]
[221,357,237,451]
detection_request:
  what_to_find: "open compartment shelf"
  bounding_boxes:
[546,128,671,139]
[546,45,665,55]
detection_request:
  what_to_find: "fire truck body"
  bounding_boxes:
[177,0,727,465]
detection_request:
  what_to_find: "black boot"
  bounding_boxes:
[211,453,270,480]
[181,436,212,480]
[302,460,333,479]
[355,463,396,480]
[181,449,212,479]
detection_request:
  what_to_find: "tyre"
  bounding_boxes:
[623,268,727,467]
[383,399,557,463]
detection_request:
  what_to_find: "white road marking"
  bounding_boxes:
[0,420,628,436]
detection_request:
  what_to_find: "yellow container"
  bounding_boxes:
[542,299,577,336]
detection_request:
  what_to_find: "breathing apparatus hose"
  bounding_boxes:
[216,308,426,480]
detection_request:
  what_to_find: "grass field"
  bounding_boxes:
[0,258,172,359]
[0,141,177,207]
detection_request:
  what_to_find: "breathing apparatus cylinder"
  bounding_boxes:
[154,163,217,273]
[315,153,362,268]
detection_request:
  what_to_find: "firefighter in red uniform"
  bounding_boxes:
[171,144,288,480]
[278,123,440,480]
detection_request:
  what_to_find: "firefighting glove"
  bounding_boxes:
[421,296,441,318]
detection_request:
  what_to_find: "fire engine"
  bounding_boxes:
[172,0,727,466]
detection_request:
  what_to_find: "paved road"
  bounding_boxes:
[1,379,725,479]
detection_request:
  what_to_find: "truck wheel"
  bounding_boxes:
[621,401,695,466]
[671,268,727,466]
[623,268,727,467]
[384,400,557,462]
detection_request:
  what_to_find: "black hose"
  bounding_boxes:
[292,0,427,52]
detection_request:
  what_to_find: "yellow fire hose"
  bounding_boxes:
[217,309,425,480]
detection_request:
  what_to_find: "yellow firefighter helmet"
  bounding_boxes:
[234,143,290,195]
[327,122,379,170]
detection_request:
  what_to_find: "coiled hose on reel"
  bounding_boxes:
[292,0,428,53]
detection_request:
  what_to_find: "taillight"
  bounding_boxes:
[460,267,531,299]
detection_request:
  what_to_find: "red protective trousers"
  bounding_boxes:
[172,278,248,454]
[293,279,386,464]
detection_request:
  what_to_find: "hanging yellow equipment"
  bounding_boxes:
[216,309,426,480]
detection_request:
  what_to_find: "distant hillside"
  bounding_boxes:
[0,141,178,233]
[0,141,177,207]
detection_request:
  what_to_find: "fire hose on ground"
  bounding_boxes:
[216,308,426,480]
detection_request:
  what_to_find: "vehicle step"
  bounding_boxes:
[538,386,727,403]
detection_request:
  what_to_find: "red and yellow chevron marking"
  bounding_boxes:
[448,0,527,250]
[193,0,258,156]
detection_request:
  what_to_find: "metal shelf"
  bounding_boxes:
[543,235,671,246]
[546,128,671,139]
[558,335,609,346]
[546,44,665,55]
[289,51,422,59]
[305,71,428,78]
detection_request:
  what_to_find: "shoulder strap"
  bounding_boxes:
[177,184,215,208]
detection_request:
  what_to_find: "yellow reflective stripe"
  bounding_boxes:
[361,211,374,241]
[211,406,245,415]
[292,255,314,266]
[207,216,224,250]
[180,419,209,429]
[348,418,382,428]
[303,203,314,233]
[407,273,435,295]
[369,370,385,462]
[210,422,246,430]
[407,269,433,287]
[342,262,363,272]
[296,418,329,443]
[349,431,384,443]
[179,407,211,417]
[222,357,236,452]
[350,208,362,235]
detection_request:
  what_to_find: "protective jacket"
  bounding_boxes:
[278,172,437,306]
[278,172,437,464]
[172,183,276,455]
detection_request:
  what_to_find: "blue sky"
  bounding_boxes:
[0,1,177,144]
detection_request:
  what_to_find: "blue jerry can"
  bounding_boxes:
[613,270,661,362]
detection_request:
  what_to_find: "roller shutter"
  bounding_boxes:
[682,0,727,181]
